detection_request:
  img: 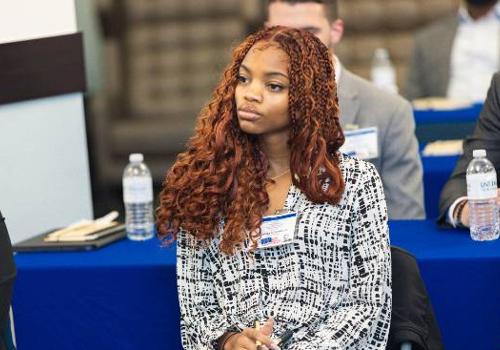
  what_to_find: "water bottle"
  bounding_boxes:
[123,153,155,240]
[466,149,499,241]
[370,48,398,94]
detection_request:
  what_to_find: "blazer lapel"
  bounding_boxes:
[337,69,360,128]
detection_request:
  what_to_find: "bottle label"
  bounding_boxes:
[371,68,395,85]
[467,173,497,200]
[123,177,153,203]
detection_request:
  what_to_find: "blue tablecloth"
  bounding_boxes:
[421,154,459,219]
[415,105,481,218]
[413,104,483,125]
[390,221,500,350]
[13,239,180,350]
[13,220,500,350]
[413,104,482,143]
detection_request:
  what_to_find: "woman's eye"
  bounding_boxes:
[237,75,248,83]
[268,83,283,92]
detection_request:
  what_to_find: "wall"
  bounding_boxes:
[0,0,93,243]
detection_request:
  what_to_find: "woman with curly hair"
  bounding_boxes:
[157,26,391,350]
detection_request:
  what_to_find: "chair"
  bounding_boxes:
[1,315,15,350]
[387,246,443,350]
[0,212,16,350]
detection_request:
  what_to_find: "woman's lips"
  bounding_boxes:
[237,110,261,121]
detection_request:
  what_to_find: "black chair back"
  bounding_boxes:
[0,212,16,350]
[387,246,444,350]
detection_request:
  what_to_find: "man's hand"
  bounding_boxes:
[459,188,500,227]
[224,318,280,350]
[460,200,470,228]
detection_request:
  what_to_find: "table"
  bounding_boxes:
[421,154,459,219]
[390,221,500,350]
[413,104,483,125]
[415,104,482,218]
[13,221,500,350]
[12,238,180,350]
[413,104,482,143]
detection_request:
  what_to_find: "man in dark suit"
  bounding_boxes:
[438,73,500,227]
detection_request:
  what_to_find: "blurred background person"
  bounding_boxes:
[266,0,425,219]
[406,0,499,102]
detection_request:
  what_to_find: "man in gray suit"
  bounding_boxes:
[438,73,500,227]
[266,0,425,219]
[406,0,499,101]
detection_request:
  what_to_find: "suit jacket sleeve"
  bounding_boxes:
[438,73,500,226]
[381,98,426,219]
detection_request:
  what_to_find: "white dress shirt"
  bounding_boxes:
[333,55,342,84]
[447,3,500,102]
[447,195,468,227]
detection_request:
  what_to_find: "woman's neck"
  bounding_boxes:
[259,131,291,178]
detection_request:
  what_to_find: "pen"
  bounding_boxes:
[277,329,294,347]
[255,320,262,348]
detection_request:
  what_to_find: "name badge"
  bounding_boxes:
[340,127,378,160]
[257,212,298,249]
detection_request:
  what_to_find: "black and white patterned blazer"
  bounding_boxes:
[176,155,392,349]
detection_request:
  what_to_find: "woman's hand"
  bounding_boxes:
[224,319,280,350]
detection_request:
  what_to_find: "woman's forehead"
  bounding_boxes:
[242,41,289,67]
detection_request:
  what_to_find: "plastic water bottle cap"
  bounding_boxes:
[129,153,144,163]
[374,48,389,60]
[472,149,486,158]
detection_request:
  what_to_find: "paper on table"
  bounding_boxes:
[44,211,120,242]
[64,211,119,230]
[412,97,473,111]
[422,140,463,156]
[49,224,125,242]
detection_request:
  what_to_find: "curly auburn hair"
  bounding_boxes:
[156,26,345,254]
